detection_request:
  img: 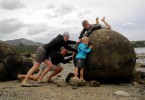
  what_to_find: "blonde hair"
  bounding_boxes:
[81,36,90,42]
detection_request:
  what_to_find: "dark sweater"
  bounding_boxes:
[79,24,101,39]
[51,51,72,65]
[43,34,77,57]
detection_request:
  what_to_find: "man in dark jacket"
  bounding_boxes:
[18,47,72,82]
[21,32,77,86]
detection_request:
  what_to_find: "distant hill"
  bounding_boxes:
[4,38,44,46]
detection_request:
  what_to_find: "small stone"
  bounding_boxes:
[89,80,100,87]
[69,77,80,86]
[131,82,139,86]
[114,91,130,97]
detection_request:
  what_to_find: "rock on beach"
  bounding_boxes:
[84,29,136,83]
[0,42,23,81]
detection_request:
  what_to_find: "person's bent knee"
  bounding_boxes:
[55,66,62,72]
[58,66,63,71]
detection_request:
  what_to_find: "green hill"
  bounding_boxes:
[14,45,39,54]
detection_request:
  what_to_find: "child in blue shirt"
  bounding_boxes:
[74,36,93,81]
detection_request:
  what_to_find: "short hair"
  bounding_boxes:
[60,47,67,51]
[81,36,90,42]
[62,32,69,38]
[82,20,89,27]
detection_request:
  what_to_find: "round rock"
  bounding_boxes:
[84,29,136,83]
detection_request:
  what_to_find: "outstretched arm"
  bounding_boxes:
[63,42,77,52]
[61,57,72,64]
[79,28,87,39]
[101,17,111,29]
[66,40,76,44]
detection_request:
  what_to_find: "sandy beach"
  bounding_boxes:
[0,62,145,100]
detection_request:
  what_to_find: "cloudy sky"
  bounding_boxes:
[0,0,145,43]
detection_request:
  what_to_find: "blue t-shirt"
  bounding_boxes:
[76,43,91,59]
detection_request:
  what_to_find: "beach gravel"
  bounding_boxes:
[0,63,145,100]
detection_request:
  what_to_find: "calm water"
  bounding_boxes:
[134,47,145,65]
[134,47,145,54]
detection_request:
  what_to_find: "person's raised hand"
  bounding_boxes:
[77,39,81,43]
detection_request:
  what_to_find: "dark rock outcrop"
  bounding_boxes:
[0,42,23,81]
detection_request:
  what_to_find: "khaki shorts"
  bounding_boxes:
[35,46,48,63]
[38,62,57,75]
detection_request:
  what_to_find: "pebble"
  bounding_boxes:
[114,91,130,97]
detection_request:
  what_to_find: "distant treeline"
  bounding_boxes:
[130,40,145,48]
[14,45,39,54]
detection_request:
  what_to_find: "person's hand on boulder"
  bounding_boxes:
[89,45,93,49]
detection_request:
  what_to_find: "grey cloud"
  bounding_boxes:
[0,0,25,10]
[78,10,91,17]
[27,23,48,35]
[45,4,75,18]
[61,19,77,25]
[0,18,24,34]
[121,22,136,30]
[46,3,55,9]
[33,26,80,43]
[55,4,75,15]
[113,12,145,41]
[119,10,145,33]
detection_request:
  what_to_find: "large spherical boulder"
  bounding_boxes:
[84,29,136,83]
[0,42,23,81]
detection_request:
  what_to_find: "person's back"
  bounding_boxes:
[43,34,77,56]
